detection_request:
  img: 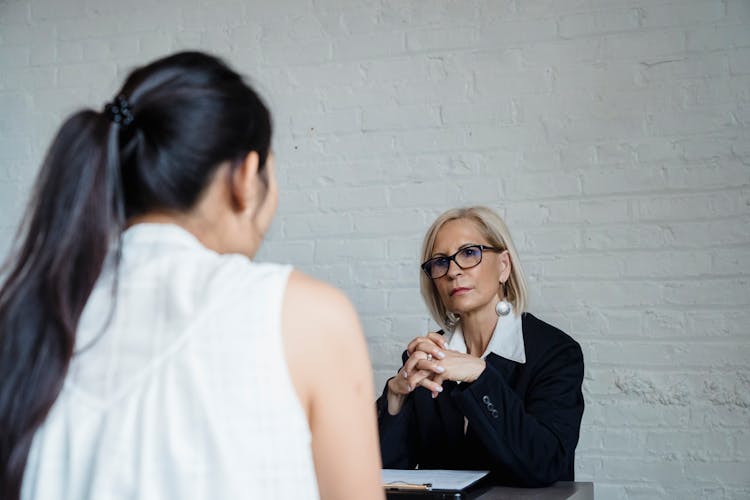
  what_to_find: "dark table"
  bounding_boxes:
[470,482,593,499]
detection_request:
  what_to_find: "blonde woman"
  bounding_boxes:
[377,206,584,487]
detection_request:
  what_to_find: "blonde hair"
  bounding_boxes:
[419,206,528,331]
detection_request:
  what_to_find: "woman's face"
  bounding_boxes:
[430,218,510,318]
[246,153,278,256]
[255,154,278,232]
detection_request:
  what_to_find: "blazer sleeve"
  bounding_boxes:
[451,341,584,486]
[375,350,417,469]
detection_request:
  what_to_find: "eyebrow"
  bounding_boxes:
[430,243,482,259]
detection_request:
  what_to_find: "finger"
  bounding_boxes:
[416,376,444,398]
[406,336,441,355]
[428,373,446,398]
[408,338,446,360]
[414,358,446,375]
[431,372,446,387]
[406,369,433,392]
[425,332,449,350]
[388,374,411,396]
[402,350,431,377]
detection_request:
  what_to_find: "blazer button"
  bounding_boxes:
[491,409,499,419]
[482,395,490,404]
[487,403,495,412]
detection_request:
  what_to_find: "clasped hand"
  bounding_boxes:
[388,332,486,399]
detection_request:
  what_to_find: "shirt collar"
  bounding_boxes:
[122,223,205,249]
[444,307,526,364]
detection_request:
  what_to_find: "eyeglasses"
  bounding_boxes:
[421,244,504,279]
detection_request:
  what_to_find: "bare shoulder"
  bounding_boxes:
[281,270,370,413]
[282,272,382,499]
[284,270,356,315]
[282,270,361,345]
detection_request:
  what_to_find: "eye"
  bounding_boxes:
[460,247,479,258]
[433,257,450,268]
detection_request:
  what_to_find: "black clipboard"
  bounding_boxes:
[385,486,467,499]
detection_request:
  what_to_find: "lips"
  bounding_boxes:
[450,287,472,296]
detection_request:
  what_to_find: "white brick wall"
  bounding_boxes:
[1,0,749,497]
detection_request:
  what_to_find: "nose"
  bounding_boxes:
[445,257,463,278]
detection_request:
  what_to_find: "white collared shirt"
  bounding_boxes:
[443,307,526,364]
[442,307,526,435]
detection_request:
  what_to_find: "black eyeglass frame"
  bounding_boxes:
[421,244,505,279]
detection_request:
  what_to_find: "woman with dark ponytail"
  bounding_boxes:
[0,51,383,500]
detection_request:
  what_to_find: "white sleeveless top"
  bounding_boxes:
[22,224,319,500]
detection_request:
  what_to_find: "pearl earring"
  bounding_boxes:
[495,299,511,316]
[495,281,511,317]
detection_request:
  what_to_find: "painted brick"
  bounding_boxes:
[393,75,472,105]
[646,108,735,137]
[666,219,750,248]
[318,185,387,210]
[332,31,406,61]
[386,288,428,314]
[640,1,726,29]
[520,226,582,254]
[58,61,117,88]
[389,181,463,209]
[2,1,749,496]
[596,401,691,428]
[602,30,686,60]
[542,254,623,279]
[0,46,31,68]
[0,1,30,24]
[711,247,750,276]
[663,162,750,191]
[456,178,504,205]
[558,9,641,39]
[406,26,480,52]
[686,24,750,52]
[639,54,730,83]
[257,240,315,266]
[281,212,354,238]
[479,17,558,47]
[635,191,744,222]
[522,37,604,65]
[589,340,750,368]
[353,262,416,289]
[349,288,386,315]
[729,47,750,76]
[262,39,333,66]
[353,210,425,237]
[663,278,750,307]
[506,170,581,199]
[363,104,441,131]
[315,237,387,263]
[320,131,396,157]
[387,237,422,262]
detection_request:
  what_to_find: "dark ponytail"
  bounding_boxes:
[0,51,272,499]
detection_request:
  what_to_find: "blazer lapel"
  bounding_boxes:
[485,352,519,381]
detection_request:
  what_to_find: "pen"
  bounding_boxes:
[384,481,433,491]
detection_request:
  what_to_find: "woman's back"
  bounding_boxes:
[22,224,318,499]
[2,51,382,500]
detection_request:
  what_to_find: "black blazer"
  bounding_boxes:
[376,313,584,487]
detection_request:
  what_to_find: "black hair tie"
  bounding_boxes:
[104,95,135,126]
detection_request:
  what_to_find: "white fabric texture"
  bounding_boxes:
[22,223,319,500]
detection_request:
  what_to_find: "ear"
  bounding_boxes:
[498,250,512,283]
[230,151,260,213]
